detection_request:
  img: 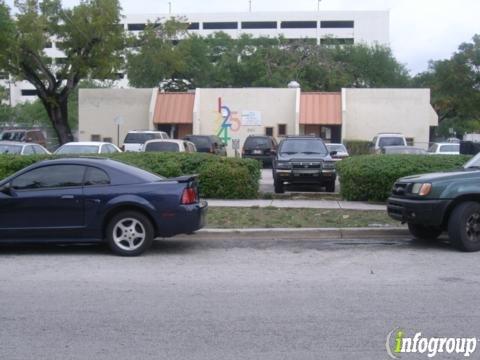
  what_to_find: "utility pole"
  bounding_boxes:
[168,1,172,14]
[249,0,252,12]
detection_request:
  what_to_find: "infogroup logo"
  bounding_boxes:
[386,328,477,358]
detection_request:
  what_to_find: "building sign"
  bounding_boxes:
[241,111,262,126]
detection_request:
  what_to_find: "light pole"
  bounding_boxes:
[249,0,252,12]
[316,0,322,45]
[168,1,172,14]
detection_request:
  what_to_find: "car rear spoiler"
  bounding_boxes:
[169,174,199,184]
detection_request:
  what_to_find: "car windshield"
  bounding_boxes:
[1,131,25,141]
[279,139,328,155]
[145,142,180,152]
[326,144,347,153]
[187,137,210,148]
[124,133,158,144]
[440,144,459,152]
[464,153,480,169]
[244,137,270,148]
[0,144,22,154]
[384,147,425,154]
[379,137,405,147]
[56,145,99,154]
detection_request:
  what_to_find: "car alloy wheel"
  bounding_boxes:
[106,211,154,256]
[112,218,146,251]
[465,212,480,242]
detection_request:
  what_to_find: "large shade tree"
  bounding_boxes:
[0,0,125,144]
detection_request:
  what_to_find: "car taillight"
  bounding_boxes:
[181,187,198,205]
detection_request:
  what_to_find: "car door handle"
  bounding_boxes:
[60,195,75,199]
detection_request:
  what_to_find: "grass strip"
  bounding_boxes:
[206,207,399,229]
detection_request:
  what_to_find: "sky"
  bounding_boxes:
[5,0,480,74]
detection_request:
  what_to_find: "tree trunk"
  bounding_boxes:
[44,96,74,145]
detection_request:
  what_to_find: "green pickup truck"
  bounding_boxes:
[387,153,480,252]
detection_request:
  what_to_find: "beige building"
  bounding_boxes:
[79,87,438,152]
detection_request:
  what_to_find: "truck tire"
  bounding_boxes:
[407,223,442,241]
[274,177,284,194]
[448,201,480,252]
[325,181,335,193]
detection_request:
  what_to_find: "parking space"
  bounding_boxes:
[260,169,340,194]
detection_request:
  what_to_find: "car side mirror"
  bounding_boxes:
[0,183,12,196]
[330,151,337,157]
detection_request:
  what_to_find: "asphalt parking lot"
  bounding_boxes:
[1,236,480,360]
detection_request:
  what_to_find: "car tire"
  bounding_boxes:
[448,201,480,252]
[274,177,284,194]
[407,223,442,241]
[106,211,154,256]
[325,181,336,193]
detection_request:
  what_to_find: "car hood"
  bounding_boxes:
[399,169,478,183]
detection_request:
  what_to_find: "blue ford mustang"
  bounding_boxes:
[0,158,207,256]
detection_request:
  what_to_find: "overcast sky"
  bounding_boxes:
[5,0,480,74]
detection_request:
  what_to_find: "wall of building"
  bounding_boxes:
[78,88,154,146]
[194,88,298,156]
[341,88,438,148]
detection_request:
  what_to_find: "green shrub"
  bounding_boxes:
[0,152,261,199]
[343,140,372,156]
[336,154,470,202]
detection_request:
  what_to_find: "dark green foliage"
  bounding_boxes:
[336,155,470,202]
[343,140,372,156]
[0,152,261,199]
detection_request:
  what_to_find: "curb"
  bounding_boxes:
[173,227,410,241]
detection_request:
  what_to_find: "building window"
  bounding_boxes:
[0,72,9,80]
[265,127,274,136]
[55,57,68,65]
[320,21,354,28]
[278,124,287,136]
[115,73,125,80]
[91,134,101,141]
[103,137,113,143]
[241,21,277,29]
[280,21,316,29]
[187,22,199,30]
[21,89,38,96]
[44,41,53,49]
[203,22,238,30]
[321,38,354,45]
[286,38,317,45]
[127,23,146,31]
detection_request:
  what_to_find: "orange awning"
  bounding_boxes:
[300,92,342,125]
[153,92,194,124]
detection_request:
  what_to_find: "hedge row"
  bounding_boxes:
[343,140,372,156]
[0,152,262,199]
[336,154,471,202]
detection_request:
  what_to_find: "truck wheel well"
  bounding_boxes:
[102,205,158,238]
[443,195,480,228]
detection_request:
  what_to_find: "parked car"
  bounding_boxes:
[242,135,277,166]
[325,143,349,161]
[0,158,207,256]
[123,130,169,152]
[0,128,47,147]
[54,142,122,155]
[183,135,227,156]
[143,139,197,153]
[371,133,408,153]
[428,143,460,155]
[0,141,50,155]
[272,136,336,193]
[382,146,427,155]
[387,152,480,252]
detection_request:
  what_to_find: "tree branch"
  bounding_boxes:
[22,47,56,92]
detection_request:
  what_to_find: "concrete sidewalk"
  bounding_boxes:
[206,199,386,211]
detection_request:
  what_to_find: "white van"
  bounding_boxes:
[372,133,408,153]
[122,130,169,152]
